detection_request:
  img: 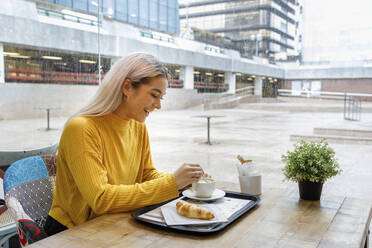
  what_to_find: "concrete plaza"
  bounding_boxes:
[1,98,372,242]
[1,98,372,197]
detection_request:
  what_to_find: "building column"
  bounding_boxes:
[179,65,194,89]
[225,72,236,94]
[254,77,263,96]
[0,43,4,83]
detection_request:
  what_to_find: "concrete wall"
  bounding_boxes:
[0,1,284,78]
[285,66,372,80]
[283,78,372,95]
[321,79,372,94]
[161,88,203,110]
[0,83,98,120]
[0,83,203,120]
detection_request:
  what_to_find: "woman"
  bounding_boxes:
[44,53,204,236]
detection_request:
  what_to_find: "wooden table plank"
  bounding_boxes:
[30,183,372,248]
[318,197,372,248]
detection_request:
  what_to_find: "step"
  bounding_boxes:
[290,134,372,145]
[314,127,372,138]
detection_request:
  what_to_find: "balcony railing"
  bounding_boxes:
[5,68,102,84]
[37,7,98,26]
[5,68,183,88]
[194,81,229,92]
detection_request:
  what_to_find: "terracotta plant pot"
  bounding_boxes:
[298,181,323,201]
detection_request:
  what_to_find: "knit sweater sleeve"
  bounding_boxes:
[62,118,179,215]
[141,124,168,182]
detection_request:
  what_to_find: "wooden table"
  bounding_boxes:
[30,182,372,248]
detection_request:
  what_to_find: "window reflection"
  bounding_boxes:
[41,0,179,34]
[194,68,228,93]
[4,46,110,85]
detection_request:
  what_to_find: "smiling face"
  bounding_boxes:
[115,76,167,122]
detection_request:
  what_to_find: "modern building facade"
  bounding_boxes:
[42,0,180,34]
[179,0,303,62]
[1,0,180,85]
[0,0,371,120]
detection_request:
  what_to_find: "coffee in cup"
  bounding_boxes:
[192,178,216,198]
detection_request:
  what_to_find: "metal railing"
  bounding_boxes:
[344,95,361,121]
[235,86,255,96]
[278,89,372,121]
[5,68,183,88]
[278,89,372,100]
[140,30,174,43]
[37,7,98,26]
[5,68,102,84]
[194,81,229,92]
[212,86,255,103]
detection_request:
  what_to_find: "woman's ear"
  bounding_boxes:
[121,78,132,96]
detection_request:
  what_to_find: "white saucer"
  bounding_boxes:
[182,189,225,201]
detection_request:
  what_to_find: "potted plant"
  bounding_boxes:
[281,139,342,201]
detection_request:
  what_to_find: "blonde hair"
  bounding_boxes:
[70,52,168,120]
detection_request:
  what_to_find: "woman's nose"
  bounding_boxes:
[154,99,161,109]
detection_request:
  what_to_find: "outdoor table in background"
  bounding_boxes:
[29,182,371,248]
[37,107,60,131]
[193,115,225,145]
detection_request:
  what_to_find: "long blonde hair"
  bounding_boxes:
[70,52,168,120]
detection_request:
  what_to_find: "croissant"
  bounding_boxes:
[176,200,214,220]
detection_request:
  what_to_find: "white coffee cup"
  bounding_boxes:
[192,179,216,198]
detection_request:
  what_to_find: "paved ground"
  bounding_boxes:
[1,99,372,243]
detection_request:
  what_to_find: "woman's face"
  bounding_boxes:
[120,76,167,122]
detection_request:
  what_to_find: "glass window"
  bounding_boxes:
[139,0,149,27]
[3,45,111,86]
[102,0,114,17]
[167,7,176,33]
[175,6,179,33]
[291,81,302,95]
[88,0,99,14]
[168,0,176,9]
[116,0,128,21]
[159,2,167,32]
[149,0,158,29]
[56,0,72,7]
[128,0,139,24]
[73,0,88,11]
[168,25,176,34]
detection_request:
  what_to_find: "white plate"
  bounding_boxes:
[182,188,225,201]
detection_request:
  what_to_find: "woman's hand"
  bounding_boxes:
[173,163,204,190]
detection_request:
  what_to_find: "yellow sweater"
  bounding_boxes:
[49,113,179,228]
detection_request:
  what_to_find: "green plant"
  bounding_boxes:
[282,139,341,183]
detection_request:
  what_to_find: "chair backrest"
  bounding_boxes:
[4,156,49,195]
[4,155,57,247]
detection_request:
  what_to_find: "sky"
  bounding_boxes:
[302,0,372,62]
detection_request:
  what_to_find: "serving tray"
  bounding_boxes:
[132,190,260,234]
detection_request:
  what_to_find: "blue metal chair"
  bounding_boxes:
[3,155,57,247]
[3,156,50,195]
